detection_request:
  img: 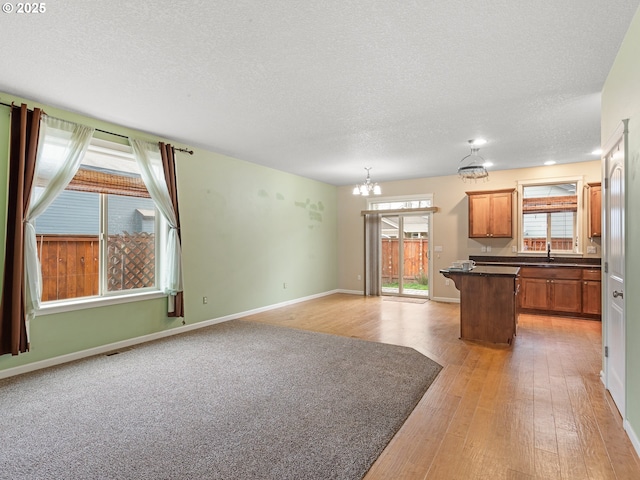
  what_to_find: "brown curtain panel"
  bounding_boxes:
[364,213,382,296]
[159,142,184,318]
[0,104,42,356]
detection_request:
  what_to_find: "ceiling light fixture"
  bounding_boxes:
[544,160,556,166]
[352,167,381,196]
[458,139,489,182]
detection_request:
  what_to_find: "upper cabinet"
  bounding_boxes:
[467,189,515,238]
[587,182,602,238]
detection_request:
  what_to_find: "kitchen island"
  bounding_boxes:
[440,265,520,345]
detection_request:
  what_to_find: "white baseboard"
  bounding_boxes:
[600,371,639,458]
[625,419,640,459]
[336,289,363,295]
[0,289,340,380]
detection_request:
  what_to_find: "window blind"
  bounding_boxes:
[65,168,151,198]
[522,195,577,213]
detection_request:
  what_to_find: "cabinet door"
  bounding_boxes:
[489,192,513,238]
[550,279,582,313]
[589,184,602,237]
[582,280,602,315]
[521,278,549,310]
[468,194,492,237]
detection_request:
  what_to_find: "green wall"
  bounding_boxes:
[0,92,338,372]
[601,5,640,447]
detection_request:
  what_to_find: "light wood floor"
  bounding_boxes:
[243,293,640,480]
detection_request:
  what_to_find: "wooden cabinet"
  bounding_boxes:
[520,267,582,314]
[467,189,515,238]
[588,182,602,238]
[519,266,600,318]
[550,279,583,313]
[582,268,602,315]
[441,266,519,345]
[520,277,549,310]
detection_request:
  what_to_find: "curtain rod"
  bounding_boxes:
[360,207,439,216]
[94,128,194,155]
[1,101,194,155]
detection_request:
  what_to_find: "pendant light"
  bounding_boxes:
[458,139,489,182]
[352,167,382,196]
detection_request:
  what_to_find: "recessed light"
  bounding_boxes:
[470,138,487,146]
[591,148,602,155]
[544,160,556,166]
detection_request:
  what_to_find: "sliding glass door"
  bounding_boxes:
[381,213,430,298]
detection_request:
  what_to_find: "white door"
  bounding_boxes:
[604,130,626,416]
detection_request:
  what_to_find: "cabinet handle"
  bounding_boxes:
[613,290,624,299]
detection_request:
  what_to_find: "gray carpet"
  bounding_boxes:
[0,320,442,480]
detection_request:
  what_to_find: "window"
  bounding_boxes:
[368,194,433,210]
[518,180,582,253]
[34,138,163,303]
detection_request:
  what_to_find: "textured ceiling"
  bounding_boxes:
[1,1,638,186]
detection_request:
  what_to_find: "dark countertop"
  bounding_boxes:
[474,261,600,269]
[469,255,600,269]
[440,265,520,277]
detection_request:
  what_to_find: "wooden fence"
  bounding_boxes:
[523,238,574,252]
[37,233,155,302]
[107,232,155,291]
[381,238,428,284]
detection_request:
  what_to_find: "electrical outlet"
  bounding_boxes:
[203,296,208,304]
[445,279,450,286]
[486,246,492,252]
[283,283,287,289]
[587,246,597,254]
[512,245,517,253]
[481,246,487,252]
[357,274,362,281]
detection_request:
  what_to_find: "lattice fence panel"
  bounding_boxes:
[107,232,155,291]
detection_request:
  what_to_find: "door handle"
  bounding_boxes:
[613,290,624,299]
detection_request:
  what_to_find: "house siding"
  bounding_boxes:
[34,190,156,235]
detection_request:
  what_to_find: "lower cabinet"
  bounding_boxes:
[520,277,550,310]
[519,266,600,318]
[582,268,602,315]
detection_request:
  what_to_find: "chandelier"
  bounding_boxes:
[352,167,381,196]
[458,139,489,181]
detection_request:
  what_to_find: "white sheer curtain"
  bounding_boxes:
[24,116,95,323]
[130,139,183,301]
[364,213,382,296]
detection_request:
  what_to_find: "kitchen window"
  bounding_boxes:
[517,178,583,254]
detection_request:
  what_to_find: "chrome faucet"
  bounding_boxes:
[546,243,554,262]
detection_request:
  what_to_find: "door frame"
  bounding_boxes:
[366,194,434,300]
[601,120,627,417]
[379,212,432,298]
